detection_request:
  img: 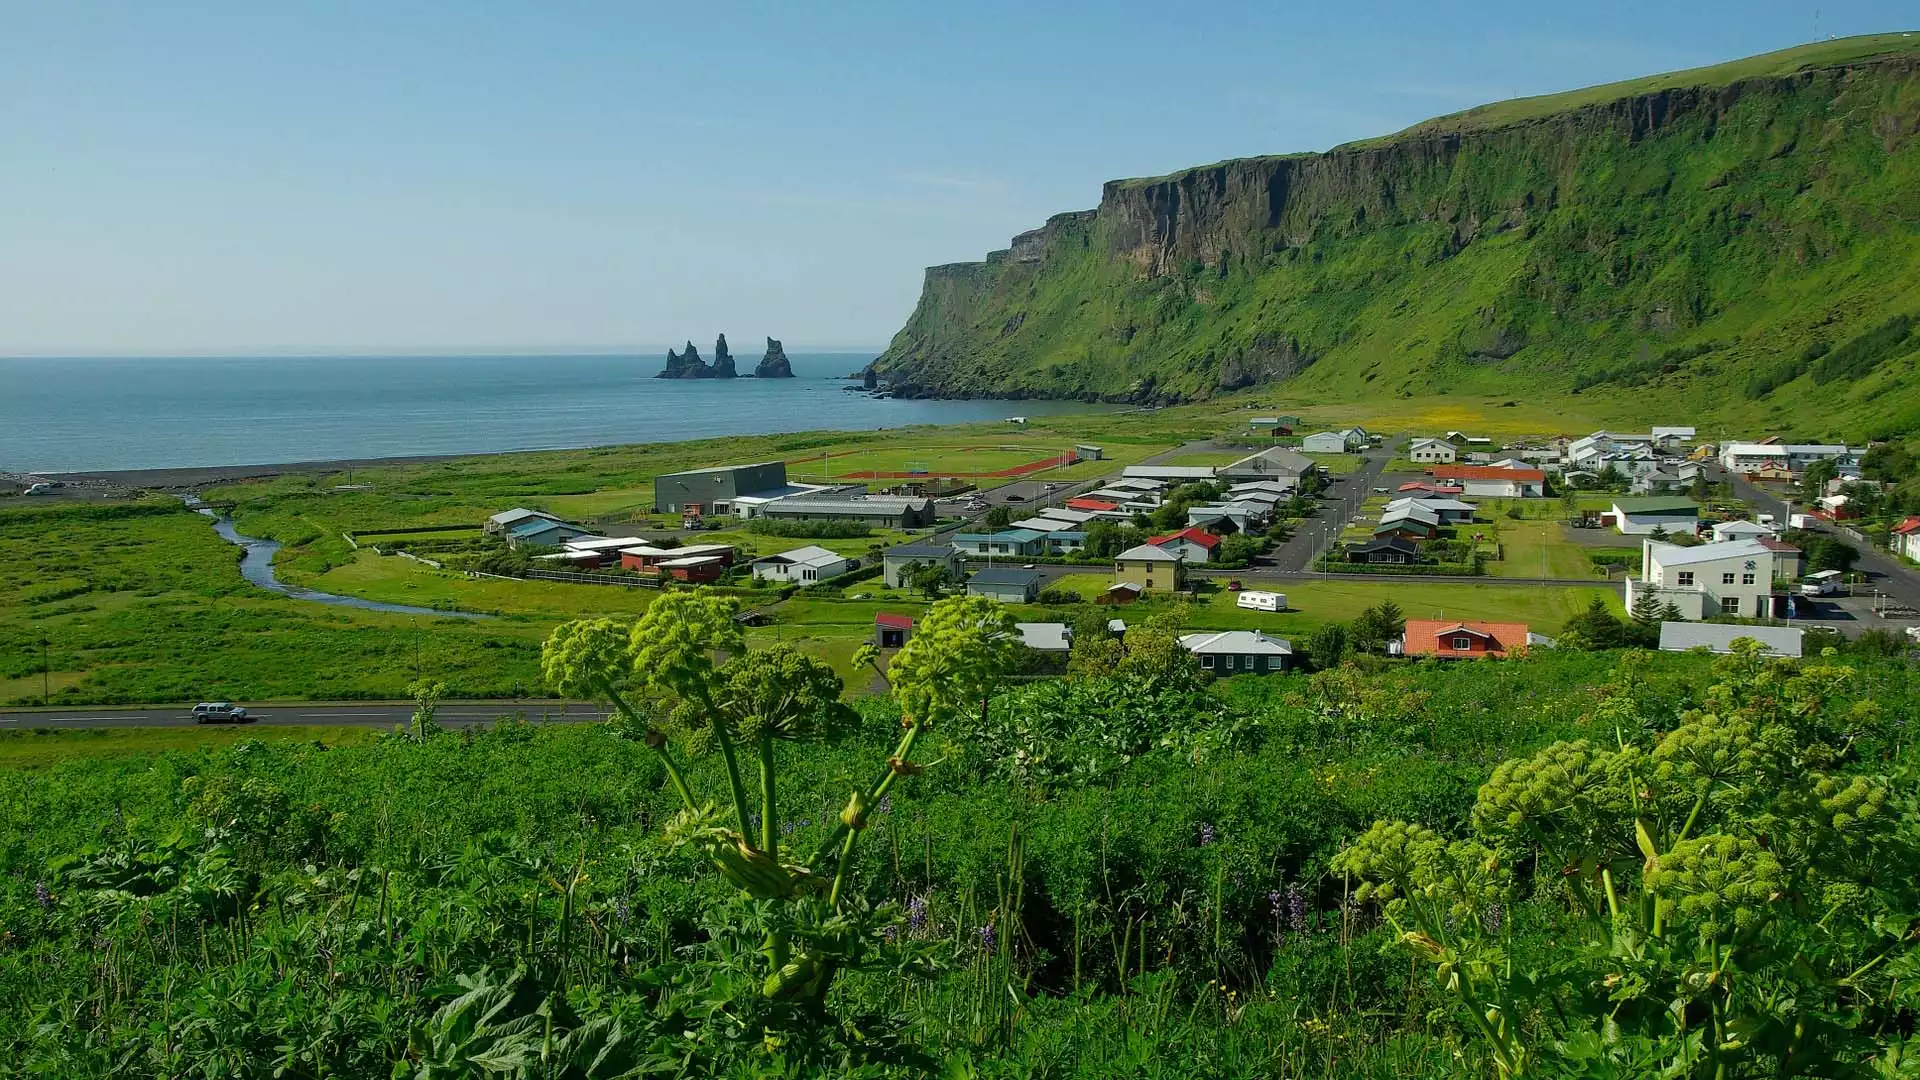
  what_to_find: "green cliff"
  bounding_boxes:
[873,34,1920,439]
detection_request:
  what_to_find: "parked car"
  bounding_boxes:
[192,702,252,724]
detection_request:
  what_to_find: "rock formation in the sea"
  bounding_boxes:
[712,334,738,378]
[862,366,879,391]
[754,337,795,378]
[656,341,712,379]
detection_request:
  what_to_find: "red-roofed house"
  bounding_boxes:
[1428,465,1546,498]
[1892,518,1920,562]
[1147,527,1221,564]
[1067,497,1121,512]
[1400,620,1531,659]
[1397,481,1465,495]
[874,612,914,649]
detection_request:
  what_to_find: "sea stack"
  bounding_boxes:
[656,340,713,378]
[712,334,737,378]
[755,337,795,378]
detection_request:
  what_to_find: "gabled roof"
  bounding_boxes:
[1067,497,1121,511]
[1347,536,1419,555]
[969,568,1042,586]
[1116,544,1183,563]
[753,545,843,568]
[1713,520,1773,537]
[1757,537,1801,553]
[1408,437,1455,450]
[1179,630,1292,656]
[491,507,564,527]
[1387,496,1476,513]
[1431,465,1546,482]
[1647,538,1774,567]
[1611,497,1699,514]
[1148,527,1221,550]
[509,517,585,537]
[874,612,915,630]
[1403,619,1529,656]
[1892,517,1920,536]
[1380,502,1441,526]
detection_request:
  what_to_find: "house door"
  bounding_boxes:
[879,629,905,648]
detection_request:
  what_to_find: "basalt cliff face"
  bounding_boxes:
[871,37,1920,438]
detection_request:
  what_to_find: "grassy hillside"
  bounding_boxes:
[874,36,1920,441]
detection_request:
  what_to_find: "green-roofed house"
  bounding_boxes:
[1608,497,1700,536]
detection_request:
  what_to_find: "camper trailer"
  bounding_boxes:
[1235,591,1285,613]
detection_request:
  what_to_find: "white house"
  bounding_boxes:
[1719,443,1790,474]
[1711,519,1775,543]
[1408,438,1457,464]
[751,546,851,583]
[1628,538,1778,620]
[1430,466,1546,498]
[1892,518,1920,562]
[1608,497,1699,536]
[1651,426,1696,448]
[1386,495,1476,523]
[1178,631,1293,675]
[1301,431,1353,453]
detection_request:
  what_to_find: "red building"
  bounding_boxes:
[1400,620,1530,659]
[1067,497,1121,512]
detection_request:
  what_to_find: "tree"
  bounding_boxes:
[1659,600,1685,624]
[1216,533,1262,567]
[1083,519,1123,559]
[1350,600,1406,654]
[907,561,953,600]
[1113,605,1205,690]
[1595,462,1625,489]
[1560,594,1627,650]
[1306,623,1349,671]
[1800,457,1838,503]
[984,505,1013,529]
[1066,607,1124,679]
[1628,586,1664,646]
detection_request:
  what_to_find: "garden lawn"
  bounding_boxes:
[1482,520,1606,579]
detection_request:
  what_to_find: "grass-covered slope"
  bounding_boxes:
[874,35,1920,440]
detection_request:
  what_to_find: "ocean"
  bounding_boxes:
[0,353,1096,473]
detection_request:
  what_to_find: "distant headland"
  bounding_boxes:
[656,335,794,379]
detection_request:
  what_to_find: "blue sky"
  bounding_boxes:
[1,1,1911,355]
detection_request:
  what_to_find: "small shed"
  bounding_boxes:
[874,612,914,649]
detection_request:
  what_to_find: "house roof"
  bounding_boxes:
[1223,447,1314,475]
[1398,481,1465,494]
[563,536,650,552]
[1380,502,1441,526]
[1067,497,1121,511]
[1387,496,1476,513]
[658,555,724,568]
[1408,437,1455,450]
[1374,518,1436,535]
[1179,630,1293,656]
[1647,538,1774,567]
[969,568,1042,587]
[1713,520,1773,537]
[490,507,564,527]
[1116,544,1183,563]
[1658,622,1803,657]
[1348,536,1419,555]
[509,518,585,537]
[1892,517,1920,536]
[673,544,736,557]
[1757,538,1801,553]
[1014,622,1074,651]
[885,542,957,559]
[1431,465,1546,482]
[1402,619,1529,656]
[874,612,915,630]
[753,545,843,568]
[1612,497,1699,514]
[762,496,932,516]
[1148,527,1221,550]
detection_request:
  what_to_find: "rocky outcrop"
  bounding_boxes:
[656,341,712,379]
[712,334,738,378]
[867,43,1920,436]
[755,337,795,378]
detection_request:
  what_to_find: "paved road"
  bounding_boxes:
[1267,450,1392,571]
[0,702,608,730]
[1718,465,1920,612]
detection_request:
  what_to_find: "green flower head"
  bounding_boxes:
[716,645,855,742]
[541,618,633,699]
[887,595,1019,726]
[629,592,745,701]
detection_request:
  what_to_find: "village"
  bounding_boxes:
[436,416,1911,680]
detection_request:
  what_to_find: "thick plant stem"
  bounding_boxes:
[695,687,754,841]
[809,717,924,868]
[758,731,790,972]
[599,678,696,812]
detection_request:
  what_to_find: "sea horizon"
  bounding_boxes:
[0,351,1097,474]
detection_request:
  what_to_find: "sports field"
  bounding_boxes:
[813,444,1084,480]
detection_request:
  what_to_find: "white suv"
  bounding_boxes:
[192,702,251,724]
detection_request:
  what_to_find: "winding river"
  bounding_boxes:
[194,506,487,619]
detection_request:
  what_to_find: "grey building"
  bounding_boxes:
[883,542,964,589]
[759,496,937,529]
[653,461,790,514]
[966,568,1042,603]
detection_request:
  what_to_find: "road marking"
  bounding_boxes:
[296,711,395,717]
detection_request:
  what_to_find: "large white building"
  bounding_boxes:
[1719,442,1860,476]
[1407,438,1457,464]
[1627,538,1779,620]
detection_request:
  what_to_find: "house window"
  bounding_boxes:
[1722,572,1736,585]
[1200,655,1215,669]
[1453,636,1473,650]
[1721,597,1741,614]
[1676,571,1694,586]
[1742,573,1755,585]
[1225,655,1238,671]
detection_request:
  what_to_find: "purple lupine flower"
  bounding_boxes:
[1268,889,1285,921]
[877,795,892,815]
[1197,822,1216,846]
[1483,901,1505,934]
[781,821,797,836]
[613,897,632,922]
[747,812,761,830]
[977,923,996,950]
[32,882,53,910]
[907,895,928,933]
[1287,883,1309,933]
[882,924,898,943]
